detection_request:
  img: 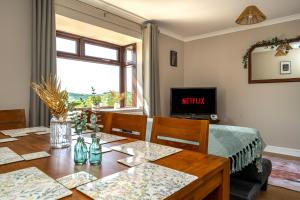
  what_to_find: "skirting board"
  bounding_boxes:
[264,145,300,158]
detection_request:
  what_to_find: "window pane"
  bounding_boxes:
[57,58,120,107]
[126,66,133,107]
[56,37,77,54]
[126,49,133,63]
[85,43,118,61]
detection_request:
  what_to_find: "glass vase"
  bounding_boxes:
[89,137,102,165]
[50,116,72,148]
[74,136,88,165]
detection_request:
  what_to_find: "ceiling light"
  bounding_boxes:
[236,5,266,25]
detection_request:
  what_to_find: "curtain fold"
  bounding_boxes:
[142,22,161,117]
[29,0,57,126]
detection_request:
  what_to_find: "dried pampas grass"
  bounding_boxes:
[32,75,68,120]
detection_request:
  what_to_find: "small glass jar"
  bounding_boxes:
[74,136,88,165]
[89,137,102,165]
[50,116,72,148]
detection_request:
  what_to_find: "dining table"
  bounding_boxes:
[0,130,230,200]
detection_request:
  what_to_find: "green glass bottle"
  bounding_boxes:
[74,136,88,165]
[89,136,102,165]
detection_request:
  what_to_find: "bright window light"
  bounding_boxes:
[57,58,119,94]
[56,37,77,54]
[85,43,118,60]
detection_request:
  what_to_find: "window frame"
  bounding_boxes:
[56,31,137,108]
[123,44,137,107]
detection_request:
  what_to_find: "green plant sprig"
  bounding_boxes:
[242,36,300,69]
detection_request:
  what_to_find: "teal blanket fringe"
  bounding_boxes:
[208,124,265,173]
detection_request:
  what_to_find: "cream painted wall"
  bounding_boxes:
[184,20,300,149]
[159,34,184,116]
[0,0,32,121]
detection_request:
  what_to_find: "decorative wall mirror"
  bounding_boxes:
[244,37,300,83]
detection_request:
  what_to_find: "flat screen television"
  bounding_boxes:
[170,87,217,117]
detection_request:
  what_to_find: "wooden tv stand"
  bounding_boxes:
[171,114,220,124]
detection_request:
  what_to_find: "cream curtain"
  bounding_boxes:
[142,22,161,117]
[29,0,57,126]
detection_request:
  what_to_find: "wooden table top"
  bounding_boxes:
[0,133,229,200]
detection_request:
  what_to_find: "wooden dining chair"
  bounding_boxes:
[150,116,209,153]
[0,109,26,130]
[86,110,110,132]
[103,112,147,140]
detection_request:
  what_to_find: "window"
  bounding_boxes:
[125,66,133,106]
[56,31,137,108]
[56,37,77,54]
[84,43,119,61]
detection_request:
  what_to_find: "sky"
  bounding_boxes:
[57,58,120,94]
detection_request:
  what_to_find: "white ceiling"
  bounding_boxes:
[83,0,300,39]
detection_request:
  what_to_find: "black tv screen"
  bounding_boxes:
[170,88,217,116]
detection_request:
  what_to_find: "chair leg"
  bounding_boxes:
[261,179,268,191]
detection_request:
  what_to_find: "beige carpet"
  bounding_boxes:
[264,155,300,192]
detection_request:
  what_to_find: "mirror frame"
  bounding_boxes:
[248,37,300,84]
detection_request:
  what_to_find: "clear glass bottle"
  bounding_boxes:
[89,136,102,165]
[74,136,88,165]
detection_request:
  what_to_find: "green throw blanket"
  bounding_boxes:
[146,119,265,173]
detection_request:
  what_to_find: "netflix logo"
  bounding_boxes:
[181,97,205,105]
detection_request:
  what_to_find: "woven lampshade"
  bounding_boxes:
[236,5,266,25]
[276,44,285,51]
[275,43,292,56]
[275,49,286,57]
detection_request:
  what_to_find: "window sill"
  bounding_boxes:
[92,107,143,114]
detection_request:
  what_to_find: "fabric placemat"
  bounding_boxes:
[56,171,97,189]
[111,141,182,161]
[0,138,18,143]
[0,147,24,165]
[21,151,50,160]
[1,127,49,136]
[77,162,197,200]
[0,167,72,199]
[81,132,127,144]
[118,156,148,167]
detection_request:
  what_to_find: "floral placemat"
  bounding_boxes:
[111,141,182,161]
[21,151,50,160]
[118,156,148,167]
[0,138,18,143]
[8,133,28,138]
[56,171,98,189]
[72,135,93,144]
[84,143,112,153]
[77,162,197,200]
[0,167,72,199]
[0,147,24,165]
[1,126,50,136]
[33,131,50,135]
[83,132,127,144]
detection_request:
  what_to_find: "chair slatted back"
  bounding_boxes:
[0,109,26,130]
[103,112,147,140]
[150,116,209,153]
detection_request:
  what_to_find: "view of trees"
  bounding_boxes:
[68,91,132,108]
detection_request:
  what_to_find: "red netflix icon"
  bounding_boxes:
[182,97,205,105]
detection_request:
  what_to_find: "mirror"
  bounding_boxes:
[249,38,300,83]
